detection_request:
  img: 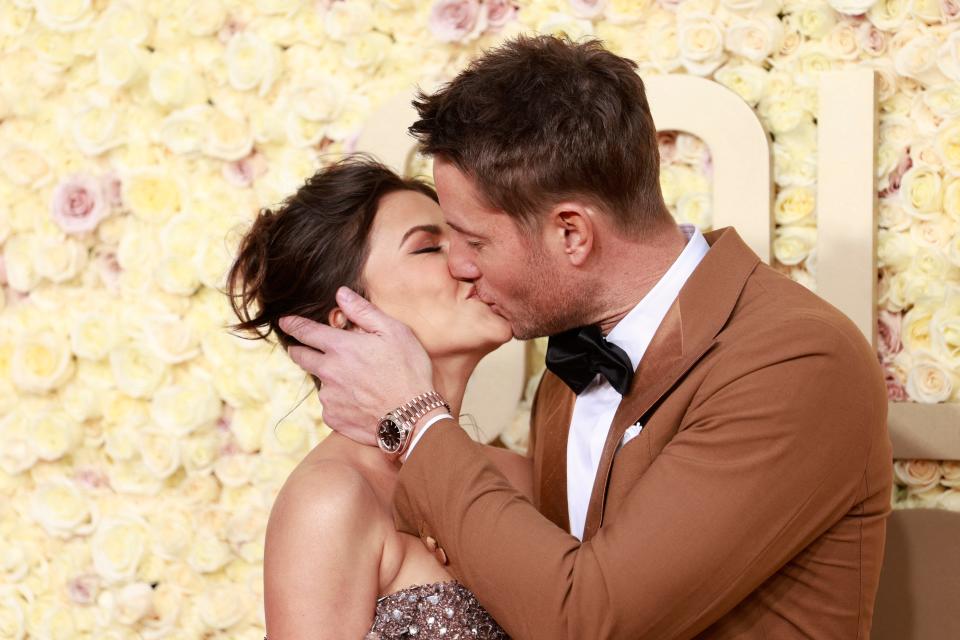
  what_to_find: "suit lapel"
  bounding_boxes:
[579,226,762,542]
[532,374,575,531]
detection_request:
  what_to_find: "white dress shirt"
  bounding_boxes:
[566,224,709,540]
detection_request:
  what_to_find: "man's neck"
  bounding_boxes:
[594,224,689,335]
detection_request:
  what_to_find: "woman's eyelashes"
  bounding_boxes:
[411,245,443,255]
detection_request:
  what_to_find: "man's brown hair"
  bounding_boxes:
[409,35,671,235]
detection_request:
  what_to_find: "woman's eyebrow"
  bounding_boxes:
[399,224,442,248]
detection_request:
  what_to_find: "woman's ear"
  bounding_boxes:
[327,307,348,329]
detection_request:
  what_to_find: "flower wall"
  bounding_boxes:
[0,0,958,637]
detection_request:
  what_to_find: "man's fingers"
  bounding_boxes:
[287,345,334,380]
[336,287,394,335]
[279,315,346,351]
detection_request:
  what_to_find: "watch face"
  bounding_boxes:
[377,418,402,453]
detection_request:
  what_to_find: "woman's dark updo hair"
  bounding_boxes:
[226,154,438,388]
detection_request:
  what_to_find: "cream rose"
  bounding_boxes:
[725,16,783,63]
[139,432,182,480]
[791,1,836,38]
[0,407,39,475]
[34,0,94,31]
[100,581,154,626]
[935,120,960,176]
[158,106,209,155]
[30,477,98,538]
[678,14,725,75]
[96,40,146,88]
[774,186,816,226]
[148,61,207,107]
[69,312,119,360]
[214,453,256,487]
[121,169,183,223]
[940,461,960,487]
[827,0,878,13]
[899,165,943,218]
[894,459,941,490]
[109,343,169,399]
[11,330,74,394]
[187,531,232,574]
[868,0,909,29]
[92,516,148,583]
[906,357,955,402]
[71,105,124,156]
[149,379,222,436]
[203,109,254,161]
[33,235,87,283]
[773,226,817,266]
[197,583,249,630]
[181,432,220,476]
[931,298,960,367]
[714,62,767,106]
[183,0,227,36]
[894,33,944,86]
[28,409,81,462]
[939,32,960,82]
[225,33,281,97]
[675,192,712,230]
[142,313,200,364]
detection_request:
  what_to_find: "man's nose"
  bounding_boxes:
[447,243,481,281]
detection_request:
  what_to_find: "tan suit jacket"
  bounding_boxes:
[394,227,892,639]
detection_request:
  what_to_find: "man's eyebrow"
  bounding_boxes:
[446,220,485,239]
[399,224,442,248]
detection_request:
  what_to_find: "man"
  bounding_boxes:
[279,35,891,638]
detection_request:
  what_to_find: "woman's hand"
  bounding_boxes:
[280,286,435,447]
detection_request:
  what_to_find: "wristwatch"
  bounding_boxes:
[376,391,451,458]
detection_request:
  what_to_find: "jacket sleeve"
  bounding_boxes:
[392,318,889,639]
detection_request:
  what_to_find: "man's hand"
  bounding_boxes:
[279,286,434,447]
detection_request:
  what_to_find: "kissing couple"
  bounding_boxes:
[228,35,892,640]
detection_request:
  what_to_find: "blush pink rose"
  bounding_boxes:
[569,0,608,19]
[51,174,109,234]
[884,367,908,401]
[486,0,518,29]
[222,151,268,188]
[943,0,960,22]
[879,151,912,199]
[657,131,679,165]
[857,22,887,56]
[878,309,903,361]
[429,0,483,43]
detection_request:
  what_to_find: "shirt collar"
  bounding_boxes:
[606,224,710,372]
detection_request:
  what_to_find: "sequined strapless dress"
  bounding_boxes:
[264,580,509,640]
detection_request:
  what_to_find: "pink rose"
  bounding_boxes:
[657,131,678,165]
[92,246,122,292]
[569,0,608,19]
[429,0,483,43]
[101,172,123,208]
[856,22,886,56]
[222,150,268,188]
[879,151,912,199]
[884,367,908,401]
[67,574,101,605]
[50,174,109,234]
[486,0,517,29]
[943,0,960,22]
[878,309,903,361]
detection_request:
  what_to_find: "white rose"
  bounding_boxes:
[229,407,266,453]
[902,302,936,351]
[102,582,153,626]
[910,0,944,22]
[536,13,594,40]
[791,1,836,38]
[148,61,206,108]
[900,165,943,218]
[34,0,94,31]
[645,19,682,72]
[675,192,713,230]
[11,330,74,393]
[139,432,181,480]
[713,62,767,106]
[0,407,39,475]
[30,477,97,538]
[183,0,226,36]
[824,22,860,60]
[95,2,151,44]
[827,0,878,13]
[0,595,26,640]
[725,16,783,63]
[4,233,38,292]
[141,314,200,365]
[33,234,87,284]
[923,83,960,119]
[946,179,960,223]
[678,13,725,75]
[146,506,194,561]
[939,32,960,83]
[187,531,232,574]
[150,379,222,436]
[262,413,315,456]
[214,453,256,487]
[774,186,816,226]
[181,432,220,476]
[69,313,118,361]
[71,105,124,156]
[343,31,391,70]
[107,459,164,496]
[226,33,281,97]
[931,297,960,367]
[193,235,233,289]
[197,583,249,630]
[109,343,169,399]
[773,226,817,266]
[910,218,955,249]
[758,91,808,135]
[158,106,209,155]
[203,109,253,161]
[96,40,146,89]
[948,233,960,268]
[936,121,960,176]
[0,144,52,188]
[773,128,818,187]
[894,34,945,86]
[324,0,374,40]
[605,0,652,23]
[92,516,147,583]
[121,169,184,223]
[906,356,954,402]
[868,0,909,29]
[28,409,81,462]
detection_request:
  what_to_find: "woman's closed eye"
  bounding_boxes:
[411,245,442,255]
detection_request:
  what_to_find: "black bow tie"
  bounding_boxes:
[545,325,634,395]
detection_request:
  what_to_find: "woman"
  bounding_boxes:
[226,155,531,639]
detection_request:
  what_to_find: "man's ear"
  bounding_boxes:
[546,202,595,267]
